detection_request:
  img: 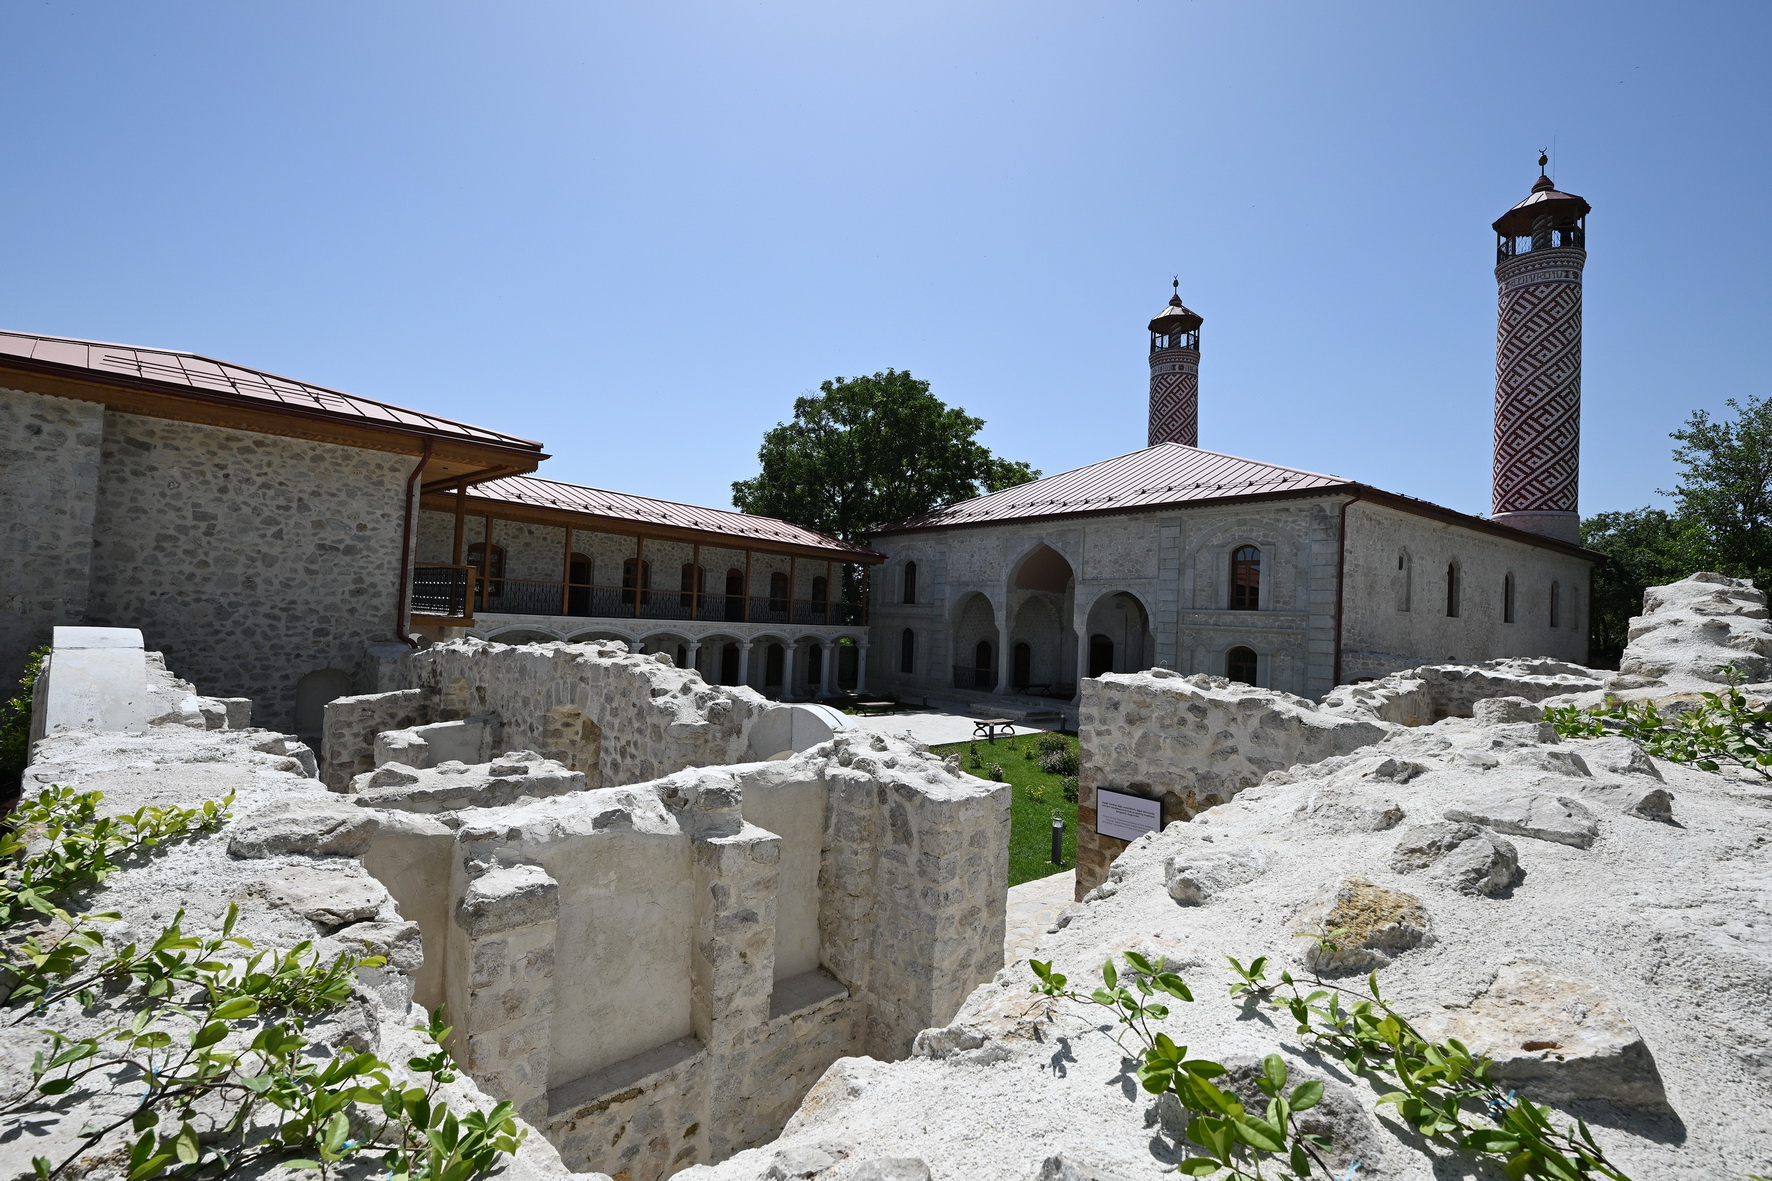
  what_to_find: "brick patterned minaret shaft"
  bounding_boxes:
[1490,161,1591,544]
[1148,285,1203,448]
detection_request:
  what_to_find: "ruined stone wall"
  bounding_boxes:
[0,387,105,680]
[1340,500,1593,680]
[351,733,1009,1181]
[325,638,767,790]
[81,410,412,731]
[1075,669,1388,897]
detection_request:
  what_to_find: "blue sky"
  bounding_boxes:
[3,2,1767,520]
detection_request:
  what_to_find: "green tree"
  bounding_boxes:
[1664,394,1772,586]
[731,370,1038,550]
[1580,509,1700,663]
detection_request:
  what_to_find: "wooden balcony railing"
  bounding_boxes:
[458,575,866,627]
[410,564,476,622]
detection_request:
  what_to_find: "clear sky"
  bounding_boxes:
[3,2,1767,521]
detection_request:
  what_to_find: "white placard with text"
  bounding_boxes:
[1095,787,1162,843]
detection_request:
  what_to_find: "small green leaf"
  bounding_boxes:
[1289,1079,1323,1111]
[1176,1160,1221,1177]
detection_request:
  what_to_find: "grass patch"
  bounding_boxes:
[932,732,1078,887]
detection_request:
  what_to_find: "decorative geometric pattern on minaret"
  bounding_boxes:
[1148,347,1199,447]
[1492,247,1584,517]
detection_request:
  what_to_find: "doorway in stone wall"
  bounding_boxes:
[294,668,352,749]
[1012,642,1031,689]
[720,643,740,685]
[1088,635,1114,678]
[973,640,993,687]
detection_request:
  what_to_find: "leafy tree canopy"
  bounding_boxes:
[731,370,1039,546]
[1582,394,1772,662]
[1664,395,1772,587]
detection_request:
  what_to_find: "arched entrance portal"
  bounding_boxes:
[1008,545,1077,696]
[1084,591,1154,677]
[950,593,999,690]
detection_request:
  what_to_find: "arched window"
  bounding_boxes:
[567,553,593,616]
[764,642,785,687]
[1549,581,1561,628]
[903,561,918,604]
[621,557,650,607]
[680,563,703,594]
[973,640,993,680]
[768,571,790,614]
[1503,573,1516,623]
[724,568,746,622]
[810,575,829,620]
[1396,552,1412,612]
[1230,546,1261,610]
[719,642,740,685]
[466,542,505,602]
[900,628,915,674]
[1445,562,1461,618]
[1226,646,1258,685]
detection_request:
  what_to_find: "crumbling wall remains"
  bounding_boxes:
[1075,669,1389,898]
[344,733,1008,1181]
[325,639,767,791]
[1319,657,1606,726]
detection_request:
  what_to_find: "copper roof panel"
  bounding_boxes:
[878,443,1353,532]
[470,475,880,559]
[0,329,542,452]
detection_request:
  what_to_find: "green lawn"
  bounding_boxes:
[932,732,1078,887]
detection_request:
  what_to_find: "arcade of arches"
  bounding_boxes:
[944,545,1156,697]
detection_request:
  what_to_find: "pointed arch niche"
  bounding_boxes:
[1008,544,1077,696]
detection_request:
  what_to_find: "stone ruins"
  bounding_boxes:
[7,572,1771,1181]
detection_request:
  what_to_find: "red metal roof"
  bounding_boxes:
[469,475,881,560]
[877,443,1354,531]
[0,329,543,453]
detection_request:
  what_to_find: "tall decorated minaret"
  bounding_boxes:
[1148,281,1203,448]
[1490,155,1590,544]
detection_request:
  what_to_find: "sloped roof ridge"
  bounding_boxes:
[471,473,879,557]
[0,327,543,451]
[878,441,1355,531]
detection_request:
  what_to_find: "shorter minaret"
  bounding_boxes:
[1491,154,1590,543]
[1148,281,1203,448]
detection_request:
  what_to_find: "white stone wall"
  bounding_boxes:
[871,494,1593,702]
[868,501,1341,699]
[352,731,1009,1181]
[1075,669,1389,895]
[0,388,105,680]
[1339,501,1593,679]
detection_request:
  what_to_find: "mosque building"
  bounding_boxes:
[865,161,1599,702]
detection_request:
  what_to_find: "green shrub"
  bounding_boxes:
[1547,662,1772,779]
[1035,732,1070,757]
[1030,954,1633,1179]
[1039,746,1079,776]
[1,646,49,792]
[1,786,525,1181]
[1059,775,1079,803]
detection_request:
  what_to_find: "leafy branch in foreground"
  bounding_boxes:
[2,786,525,1180]
[1547,661,1772,779]
[1032,954,1636,1180]
[1030,955,1332,1179]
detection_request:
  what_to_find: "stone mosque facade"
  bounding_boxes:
[866,166,1600,702]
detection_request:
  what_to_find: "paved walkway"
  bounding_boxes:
[842,710,1042,747]
[1003,869,1076,964]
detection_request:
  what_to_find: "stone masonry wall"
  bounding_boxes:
[84,410,414,730]
[1340,500,1593,679]
[0,387,105,681]
[1075,669,1389,897]
[329,638,768,790]
[347,731,1008,1181]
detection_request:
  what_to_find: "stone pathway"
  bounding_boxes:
[841,709,1042,747]
[1003,869,1076,964]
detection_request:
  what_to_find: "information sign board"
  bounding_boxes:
[1095,787,1162,843]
